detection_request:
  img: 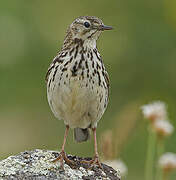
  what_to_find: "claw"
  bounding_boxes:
[52,151,75,169]
[81,155,102,169]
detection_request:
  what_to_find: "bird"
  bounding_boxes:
[45,16,112,168]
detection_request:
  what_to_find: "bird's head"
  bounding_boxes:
[63,16,112,49]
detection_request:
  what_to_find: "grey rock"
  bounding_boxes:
[0,149,121,180]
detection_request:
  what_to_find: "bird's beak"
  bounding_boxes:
[98,24,113,31]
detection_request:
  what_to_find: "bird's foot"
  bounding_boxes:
[81,155,102,169]
[52,151,75,169]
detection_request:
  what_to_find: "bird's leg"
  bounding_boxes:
[52,125,74,168]
[81,128,102,168]
[91,128,102,168]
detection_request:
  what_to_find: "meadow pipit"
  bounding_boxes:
[46,16,112,168]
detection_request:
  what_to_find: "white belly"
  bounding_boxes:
[47,76,106,129]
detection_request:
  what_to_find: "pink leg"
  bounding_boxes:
[52,125,74,168]
[81,128,102,168]
[61,125,69,152]
[93,128,98,157]
[92,128,102,168]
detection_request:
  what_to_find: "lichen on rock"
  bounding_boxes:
[0,149,120,180]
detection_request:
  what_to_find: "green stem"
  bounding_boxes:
[145,127,156,180]
[155,138,165,180]
[163,171,169,180]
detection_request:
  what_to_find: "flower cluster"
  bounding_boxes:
[153,119,174,137]
[142,101,176,179]
[141,101,174,138]
[141,101,167,122]
[159,152,176,172]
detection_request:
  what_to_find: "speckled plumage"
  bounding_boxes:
[45,16,112,168]
[46,16,109,129]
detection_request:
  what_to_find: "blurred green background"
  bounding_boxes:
[0,0,176,179]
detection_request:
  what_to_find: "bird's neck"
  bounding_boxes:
[83,39,97,49]
[62,31,97,51]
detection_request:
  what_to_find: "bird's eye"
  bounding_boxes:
[84,22,90,28]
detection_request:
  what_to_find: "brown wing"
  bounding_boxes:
[102,69,110,109]
[104,70,110,95]
[104,71,110,88]
[45,51,69,83]
[45,64,55,83]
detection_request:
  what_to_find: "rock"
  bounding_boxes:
[0,149,121,180]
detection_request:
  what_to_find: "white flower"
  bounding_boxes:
[159,152,176,172]
[153,120,174,137]
[104,159,128,177]
[141,101,167,122]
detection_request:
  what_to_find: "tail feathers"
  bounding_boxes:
[74,128,90,142]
